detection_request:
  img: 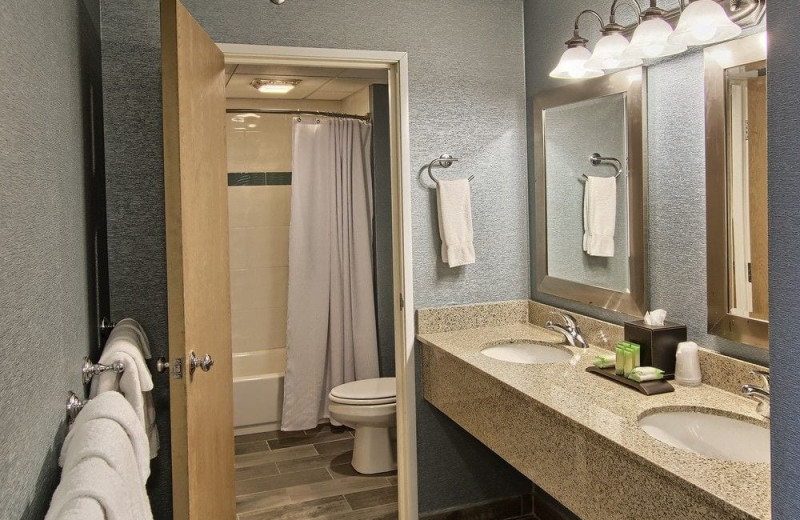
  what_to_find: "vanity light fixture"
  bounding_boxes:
[669,0,742,46]
[549,10,605,79]
[250,79,300,94]
[624,1,687,59]
[586,0,644,71]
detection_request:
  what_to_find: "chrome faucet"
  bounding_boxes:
[546,312,589,350]
[742,370,770,419]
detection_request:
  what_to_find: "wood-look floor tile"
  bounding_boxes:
[287,475,392,504]
[268,429,352,450]
[324,502,399,520]
[276,453,348,474]
[236,462,280,482]
[236,489,292,514]
[236,467,332,497]
[314,438,354,456]
[236,441,270,456]
[387,475,398,485]
[236,430,305,445]
[344,485,398,510]
[328,462,396,480]
[236,445,319,468]
[238,495,352,520]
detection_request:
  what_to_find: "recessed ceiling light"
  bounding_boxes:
[250,79,300,94]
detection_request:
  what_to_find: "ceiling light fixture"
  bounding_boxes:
[250,79,300,94]
[669,0,742,46]
[550,10,605,80]
[586,0,644,71]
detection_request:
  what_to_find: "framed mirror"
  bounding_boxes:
[705,33,768,349]
[534,67,647,317]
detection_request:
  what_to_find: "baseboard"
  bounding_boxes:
[533,488,582,520]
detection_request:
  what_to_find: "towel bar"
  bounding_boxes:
[427,154,475,184]
[66,391,87,424]
[82,356,125,385]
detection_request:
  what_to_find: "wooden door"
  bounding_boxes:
[747,65,768,321]
[161,0,235,518]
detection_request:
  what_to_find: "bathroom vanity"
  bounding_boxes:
[418,301,770,520]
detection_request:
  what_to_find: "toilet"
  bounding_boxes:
[328,377,397,474]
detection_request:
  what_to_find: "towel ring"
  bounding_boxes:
[427,154,475,184]
[582,153,623,179]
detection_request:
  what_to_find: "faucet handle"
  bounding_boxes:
[751,370,770,390]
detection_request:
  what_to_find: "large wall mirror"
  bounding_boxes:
[534,68,647,317]
[705,33,768,349]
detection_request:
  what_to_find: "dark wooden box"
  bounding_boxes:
[623,320,687,377]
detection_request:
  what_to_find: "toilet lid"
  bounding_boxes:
[330,377,396,401]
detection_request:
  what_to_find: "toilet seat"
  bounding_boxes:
[329,377,396,406]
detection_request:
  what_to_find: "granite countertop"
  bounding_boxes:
[418,322,771,520]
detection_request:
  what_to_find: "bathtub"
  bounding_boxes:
[233,348,286,436]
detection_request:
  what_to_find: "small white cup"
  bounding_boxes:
[675,341,702,386]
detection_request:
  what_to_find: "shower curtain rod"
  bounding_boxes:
[227,108,371,121]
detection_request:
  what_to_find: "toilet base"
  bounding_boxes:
[351,425,397,474]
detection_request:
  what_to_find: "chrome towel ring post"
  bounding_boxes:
[427,154,475,184]
[582,152,624,179]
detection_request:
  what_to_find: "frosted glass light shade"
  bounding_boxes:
[586,33,643,70]
[624,18,687,59]
[669,0,742,46]
[550,46,604,79]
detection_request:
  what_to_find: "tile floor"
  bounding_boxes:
[234,425,398,519]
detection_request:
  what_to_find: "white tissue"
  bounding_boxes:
[643,309,667,326]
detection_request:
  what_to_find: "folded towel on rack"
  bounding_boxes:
[436,179,475,267]
[110,318,151,359]
[583,176,617,257]
[46,457,136,520]
[91,336,159,458]
[61,418,153,519]
[61,391,150,483]
[51,497,105,520]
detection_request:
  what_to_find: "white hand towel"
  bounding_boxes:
[60,391,150,483]
[436,179,475,267]
[91,336,159,458]
[110,318,151,359]
[583,176,617,257]
[45,458,136,520]
[61,418,153,520]
[51,497,105,520]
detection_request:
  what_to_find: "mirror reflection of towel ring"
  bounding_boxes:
[582,152,623,180]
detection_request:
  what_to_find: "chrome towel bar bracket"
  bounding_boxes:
[66,391,87,424]
[82,356,125,385]
[427,154,474,184]
[583,152,624,179]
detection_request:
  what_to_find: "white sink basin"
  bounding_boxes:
[639,408,770,463]
[480,341,573,364]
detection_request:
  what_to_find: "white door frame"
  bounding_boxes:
[217,44,418,520]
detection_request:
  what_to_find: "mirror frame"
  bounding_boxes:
[534,67,648,317]
[705,33,769,349]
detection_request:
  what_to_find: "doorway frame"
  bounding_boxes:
[217,43,418,520]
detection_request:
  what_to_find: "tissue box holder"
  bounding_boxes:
[623,320,687,378]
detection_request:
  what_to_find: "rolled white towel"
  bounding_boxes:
[52,497,105,520]
[94,337,153,393]
[61,418,153,519]
[60,391,150,483]
[111,319,151,359]
[45,458,136,520]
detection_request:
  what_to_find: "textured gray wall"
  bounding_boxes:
[99,0,530,516]
[766,4,800,519]
[544,94,629,292]
[524,0,768,366]
[0,0,98,518]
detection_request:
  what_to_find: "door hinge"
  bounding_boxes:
[399,293,405,310]
[747,262,753,283]
[745,119,750,141]
[173,357,184,379]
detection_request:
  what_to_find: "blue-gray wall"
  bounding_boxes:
[0,0,101,517]
[524,0,769,367]
[99,0,531,516]
[766,4,800,519]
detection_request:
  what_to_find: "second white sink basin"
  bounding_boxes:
[639,408,770,463]
[480,341,573,364]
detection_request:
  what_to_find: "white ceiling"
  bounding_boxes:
[225,64,388,101]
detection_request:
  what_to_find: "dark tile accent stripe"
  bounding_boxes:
[228,172,292,186]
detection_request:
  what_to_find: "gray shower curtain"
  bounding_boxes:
[281,117,379,431]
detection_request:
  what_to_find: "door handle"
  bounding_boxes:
[189,351,214,375]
